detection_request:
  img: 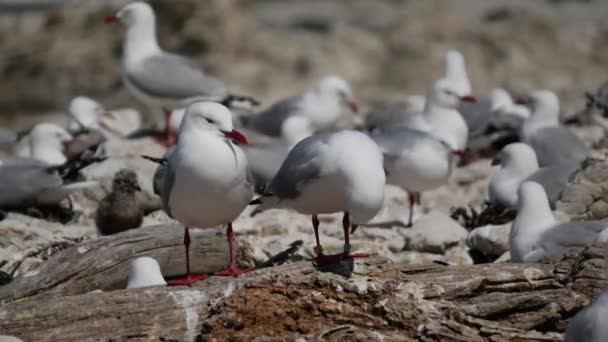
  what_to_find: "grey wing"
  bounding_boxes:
[0,156,47,167]
[526,163,578,208]
[0,165,62,207]
[243,144,289,187]
[246,95,302,137]
[370,126,433,156]
[527,127,589,167]
[268,134,327,199]
[125,53,228,101]
[458,97,492,137]
[564,292,608,342]
[365,101,421,131]
[541,221,608,248]
[156,163,175,218]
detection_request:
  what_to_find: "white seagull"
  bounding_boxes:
[245,75,358,138]
[488,88,530,131]
[371,127,461,226]
[510,182,608,263]
[489,143,578,209]
[155,102,253,285]
[127,257,167,289]
[106,2,256,146]
[520,90,589,167]
[253,130,386,264]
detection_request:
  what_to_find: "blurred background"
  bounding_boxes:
[0,0,605,129]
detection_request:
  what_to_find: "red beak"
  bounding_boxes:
[347,101,359,113]
[101,111,116,119]
[452,149,467,158]
[222,129,248,145]
[62,137,85,157]
[491,158,501,166]
[105,15,118,24]
[459,95,478,103]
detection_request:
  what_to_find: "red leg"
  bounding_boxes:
[342,212,375,259]
[407,192,416,227]
[153,108,176,147]
[312,214,323,255]
[214,223,255,277]
[314,212,375,266]
[168,226,209,286]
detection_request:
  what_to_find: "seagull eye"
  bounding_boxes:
[205,118,215,124]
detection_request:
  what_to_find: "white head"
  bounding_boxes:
[66,96,106,133]
[126,257,166,289]
[427,78,477,110]
[492,143,539,175]
[28,123,73,165]
[315,75,358,113]
[443,50,471,94]
[180,102,248,145]
[528,90,560,120]
[106,2,159,60]
[490,88,513,112]
[108,2,155,28]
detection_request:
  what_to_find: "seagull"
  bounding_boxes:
[0,153,102,209]
[245,75,358,138]
[488,88,530,131]
[489,143,578,209]
[363,50,472,134]
[564,245,608,342]
[519,90,589,167]
[252,130,386,265]
[106,2,258,146]
[65,96,112,134]
[371,127,461,227]
[152,102,253,285]
[414,78,476,151]
[127,256,167,289]
[26,123,74,166]
[510,182,608,263]
[95,169,145,236]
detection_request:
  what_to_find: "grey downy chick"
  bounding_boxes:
[96,169,144,236]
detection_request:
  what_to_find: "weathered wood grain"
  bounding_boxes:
[0,225,230,303]
[0,243,605,341]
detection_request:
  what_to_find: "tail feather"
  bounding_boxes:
[249,193,280,217]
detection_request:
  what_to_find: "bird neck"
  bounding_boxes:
[443,62,471,94]
[281,116,313,147]
[512,192,555,240]
[123,19,161,63]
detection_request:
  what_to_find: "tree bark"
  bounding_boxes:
[0,234,606,341]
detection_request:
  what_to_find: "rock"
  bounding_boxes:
[467,223,511,258]
[403,211,469,254]
[557,158,608,220]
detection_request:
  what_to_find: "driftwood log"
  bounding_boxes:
[0,225,230,302]
[0,234,606,341]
